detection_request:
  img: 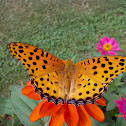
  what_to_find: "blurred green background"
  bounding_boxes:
[0,0,126,125]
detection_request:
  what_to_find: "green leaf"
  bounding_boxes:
[91,115,115,126]
[116,85,126,94]
[11,86,44,126]
[104,93,120,101]
[110,74,124,87]
[106,85,115,94]
[13,115,23,126]
[63,122,68,126]
[104,93,120,111]
[0,97,14,115]
[106,101,117,111]
[86,115,116,126]
[91,117,97,126]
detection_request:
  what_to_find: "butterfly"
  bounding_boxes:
[8,42,126,106]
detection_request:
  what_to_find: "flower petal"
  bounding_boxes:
[112,48,121,51]
[95,43,100,47]
[115,96,126,120]
[108,38,115,45]
[100,39,106,46]
[103,36,109,42]
[112,43,119,49]
[39,102,62,117]
[27,91,41,100]
[22,85,41,100]
[26,80,31,86]
[64,103,79,126]
[115,99,122,104]
[96,47,103,50]
[77,105,92,126]
[84,103,104,122]
[123,114,126,121]
[30,100,47,122]
[22,85,34,96]
[95,98,107,106]
[107,51,116,55]
[101,51,107,55]
[49,105,64,126]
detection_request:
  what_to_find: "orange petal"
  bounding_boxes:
[49,105,64,126]
[77,105,92,126]
[95,98,107,106]
[30,100,47,122]
[22,85,34,95]
[22,85,41,100]
[26,80,31,86]
[84,103,105,122]
[64,103,79,126]
[39,102,62,117]
[27,91,41,100]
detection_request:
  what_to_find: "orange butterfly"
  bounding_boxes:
[8,42,126,106]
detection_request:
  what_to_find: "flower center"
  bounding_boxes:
[103,43,112,51]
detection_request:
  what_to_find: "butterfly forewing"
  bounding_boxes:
[8,42,65,76]
[8,42,65,104]
[68,56,126,106]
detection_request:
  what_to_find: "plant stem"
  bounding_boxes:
[11,119,14,126]
[0,116,8,126]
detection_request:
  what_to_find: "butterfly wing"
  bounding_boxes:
[8,42,65,104]
[68,56,126,106]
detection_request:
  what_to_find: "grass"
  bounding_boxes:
[1,0,126,96]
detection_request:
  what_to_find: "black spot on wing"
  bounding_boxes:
[19,46,23,48]
[42,65,46,69]
[19,50,24,53]
[93,71,97,75]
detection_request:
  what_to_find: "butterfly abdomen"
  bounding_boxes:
[64,59,75,99]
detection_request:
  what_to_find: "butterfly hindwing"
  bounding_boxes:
[31,70,65,104]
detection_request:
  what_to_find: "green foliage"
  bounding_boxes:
[11,86,45,126]
[0,97,14,115]
[91,114,116,126]
[104,74,125,111]
[110,74,125,87]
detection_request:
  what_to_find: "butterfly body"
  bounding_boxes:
[8,42,126,106]
[64,59,74,98]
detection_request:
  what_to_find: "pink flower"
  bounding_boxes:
[6,116,13,120]
[95,36,121,55]
[115,96,126,121]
